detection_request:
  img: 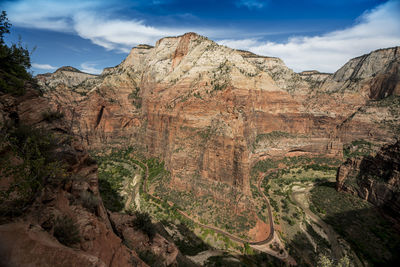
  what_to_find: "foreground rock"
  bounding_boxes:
[0,89,185,266]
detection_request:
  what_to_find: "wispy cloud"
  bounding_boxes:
[80,62,102,74]
[32,63,57,70]
[236,0,267,9]
[73,12,185,52]
[3,0,194,52]
[219,0,400,72]
[4,0,400,73]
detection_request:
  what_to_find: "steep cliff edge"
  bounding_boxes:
[337,141,400,219]
[322,47,400,99]
[36,33,400,239]
[0,89,190,266]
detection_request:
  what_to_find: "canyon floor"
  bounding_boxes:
[1,30,400,266]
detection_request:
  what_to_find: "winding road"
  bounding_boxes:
[133,157,289,261]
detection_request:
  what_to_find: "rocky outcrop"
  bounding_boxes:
[320,47,400,99]
[337,141,400,219]
[0,89,186,266]
[37,66,100,92]
[110,213,180,266]
[37,33,400,219]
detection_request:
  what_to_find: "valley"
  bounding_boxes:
[40,34,399,265]
[1,28,399,266]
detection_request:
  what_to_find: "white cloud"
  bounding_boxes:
[4,0,400,73]
[72,12,185,52]
[219,0,400,72]
[4,0,101,32]
[236,0,267,9]
[32,63,57,70]
[218,38,260,51]
[3,0,194,52]
[80,62,102,74]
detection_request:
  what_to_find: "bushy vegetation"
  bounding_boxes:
[0,11,37,95]
[79,191,100,214]
[41,110,64,122]
[131,211,156,240]
[343,139,375,159]
[128,87,142,109]
[53,215,80,246]
[172,223,210,256]
[137,249,162,266]
[94,150,134,211]
[0,124,65,216]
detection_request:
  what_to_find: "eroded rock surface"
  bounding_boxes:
[337,141,400,219]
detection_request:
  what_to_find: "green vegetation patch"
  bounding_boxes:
[0,11,38,96]
[343,139,377,159]
[93,148,139,212]
[310,182,400,265]
[0,124,67,217]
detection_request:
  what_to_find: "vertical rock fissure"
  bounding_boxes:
[95,106,105,129]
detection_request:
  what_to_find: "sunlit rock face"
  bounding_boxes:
[38,33,400,199]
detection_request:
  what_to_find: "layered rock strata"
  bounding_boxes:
[37,33,400,203]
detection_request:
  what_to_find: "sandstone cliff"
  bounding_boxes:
[336,141,400,219]
[36,34,400,235]
[0,89,188,267]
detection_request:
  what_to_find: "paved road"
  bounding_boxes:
[135,157,276,247]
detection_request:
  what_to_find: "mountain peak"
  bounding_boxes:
[55,66,82,73]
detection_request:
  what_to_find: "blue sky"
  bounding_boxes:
[1,0,399,74]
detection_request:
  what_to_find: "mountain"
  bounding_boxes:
[37,33,399,194]
[3,32,400,266]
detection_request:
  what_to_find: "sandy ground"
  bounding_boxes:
[249,218,270,242]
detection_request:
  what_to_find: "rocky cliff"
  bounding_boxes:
[337,141,400,219]
[0,89,188,267]
[36,33,400,233]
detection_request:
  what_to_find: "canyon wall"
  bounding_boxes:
[337,141,400,219]
[37,33,400,197]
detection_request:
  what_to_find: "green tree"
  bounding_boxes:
[0,10,35,95]
[0,11,11,43]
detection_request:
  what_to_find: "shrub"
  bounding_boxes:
[0,124,64,213]
[132,211,156,240]
[53,215,80,246]
[41,110,64,122]
[79,191,99,214]
[137,249,162,266]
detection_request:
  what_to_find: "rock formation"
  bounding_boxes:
[2,31,400,266]
[37,33,400,203]
[0,89,188,266]
[337,141,400,219]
